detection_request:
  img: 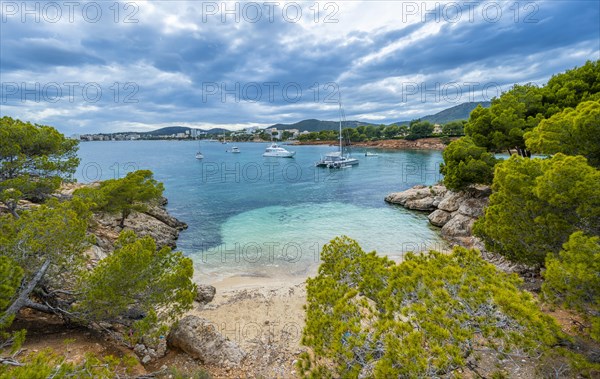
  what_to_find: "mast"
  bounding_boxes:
[338,101,342,154]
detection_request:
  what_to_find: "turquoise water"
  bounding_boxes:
[76,141,447,282]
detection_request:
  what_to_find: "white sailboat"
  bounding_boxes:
[316,103,359,169]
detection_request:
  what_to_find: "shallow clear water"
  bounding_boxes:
[76,141,447,282]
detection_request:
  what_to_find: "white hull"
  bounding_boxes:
[263,143,295,158]
[263,152,295,157]
[316,151,359,168]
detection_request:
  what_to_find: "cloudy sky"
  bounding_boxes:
[0,1,598,135]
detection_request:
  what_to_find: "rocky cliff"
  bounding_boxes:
[56,183,187,261]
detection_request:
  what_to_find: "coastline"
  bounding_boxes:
[292,137,457,150]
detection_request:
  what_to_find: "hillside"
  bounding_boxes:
[268,119,377,132]
[268,101,491,132]
[142,126,190,136]
[140,126,230,136]
[118,102,491,136]
[392,101,491,126]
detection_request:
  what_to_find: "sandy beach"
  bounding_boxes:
[188,276,309,378]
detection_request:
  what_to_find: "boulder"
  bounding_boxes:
[428,209,452,227]
[386,185,446,210]
[168,315,246,367]
[457,197,489,218]
[405,196,436,211]
[437,191,465,212]
[385,185,428,205]
[441,214,475,239]
[196,284,216,304]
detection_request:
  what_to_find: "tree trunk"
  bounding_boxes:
[119,209,129,228]
[0,259,50,325]
[2,200,20,219]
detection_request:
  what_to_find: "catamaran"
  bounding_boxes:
[316,103,359,168]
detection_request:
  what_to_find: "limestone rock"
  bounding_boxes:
[385,185,446,210]
[405,196,436,211]
[385,185,428,205]
[458,197,489,218]
[437,191,465,212]
[441,214,475,239]
[428,209,452,227]
[168,315,246,367]
[144,205,187,230]
[196,284,216,304]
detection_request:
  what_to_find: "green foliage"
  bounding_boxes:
[0,256,25,353]
[465,84,544,155]
[543,232,600,341]
[465,61,600,156]
[301,237,561,378]
[525,100,600,167]
[0,350,137,379]
[405,120,434,140]
[0,256,22,320]
[474,154,600,266]
[542,60,600,114]
[76,170,164,227]
[537,347,600,378]
[382,125,400,138]
[163,366,212,379]
[442,120,466,136]
[76,230,196,344]
[0,198,91,283]
[0,117,79,213]
[439,137,498,191]
[0,189,194,347]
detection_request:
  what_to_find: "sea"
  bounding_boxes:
[75,141,447,283]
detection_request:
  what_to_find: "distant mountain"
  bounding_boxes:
[267,119,378,133]
[392,101,491,126]
[116,102,491,136]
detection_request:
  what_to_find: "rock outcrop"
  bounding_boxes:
[53,183,188,256]
[386,184,490,247]
[168,315,246,368]
[384,185,447,211]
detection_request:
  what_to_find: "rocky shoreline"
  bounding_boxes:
[385,184,537,276]
[293,137,455,150]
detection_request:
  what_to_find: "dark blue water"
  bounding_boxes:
[76,141,446,281]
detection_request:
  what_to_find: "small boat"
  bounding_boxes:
[365,152,379,157]
[230,146,240,153]
[263,143,295,158]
